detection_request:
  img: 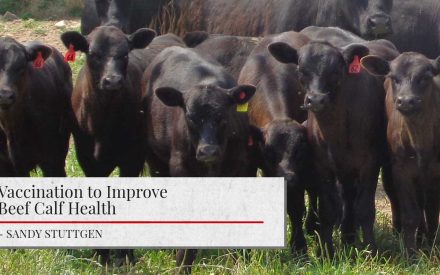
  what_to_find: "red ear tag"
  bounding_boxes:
[248,136,254,147]
[33,51,45,69]
[348,55,361,74]
[64,44,76,62]
[239,91,246,100]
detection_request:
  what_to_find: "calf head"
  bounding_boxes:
[360,0,393,39]
[255,120,309,187]
[155,84,255,164]
[362,53,440,115]
[61,26,155,91]
[268,41,369,114]
[0,37,52,110]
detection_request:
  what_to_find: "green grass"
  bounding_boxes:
[1,212,439,274]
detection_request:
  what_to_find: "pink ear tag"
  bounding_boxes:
[239,91,246,100]
[33,51,45,69]
[349,55,362,74]
[64,44,76,62]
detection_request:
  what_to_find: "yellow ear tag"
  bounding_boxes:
[236,103,249,113]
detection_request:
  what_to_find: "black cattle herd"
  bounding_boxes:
[0,0,439,272]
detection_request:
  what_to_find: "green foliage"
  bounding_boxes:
[0,0,82,20]
[0,0,23,15]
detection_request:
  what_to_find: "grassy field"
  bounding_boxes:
[0,211,439,274]
[0,18,439,274]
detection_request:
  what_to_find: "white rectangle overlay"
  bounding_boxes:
[0,178,285,248]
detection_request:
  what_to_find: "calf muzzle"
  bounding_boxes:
[366,13,393,37]
[304,93,329,113]
[100,74,123,91]
[396,95,422,114]
[196,144,221,163]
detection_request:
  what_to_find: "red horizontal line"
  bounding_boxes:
[0,221,264,224]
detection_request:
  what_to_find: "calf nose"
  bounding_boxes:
[304,94,329,113]
[367,14,393,36]
[0,89,16,108]
[196,145,221,163]
[102,75,123,90]
[396,96,422,113]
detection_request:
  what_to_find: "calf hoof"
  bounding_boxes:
[305,218,319,235]
[316,244,334,259]
[341,234,356,247]
[114,249,135,267]
[95,249,110,265]
[291,236,308,256]
[291,244,308,257]
[364,243,378,256]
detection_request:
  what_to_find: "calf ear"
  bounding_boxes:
[228,85,256,104]
[341,44,370,64]
[60,31,89,53]
[183,31,210,48]
[26,43,52,61]
[268,42,299,64]
[128,28,156,50]
[360,55,390,76]
[155,87,184,107]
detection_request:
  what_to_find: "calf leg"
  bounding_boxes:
[382,159,401,232]
[40,162,67,177]
[95,249,110,265]
[425,185,440,243]
[288,186,307,254]
[176,249,198,274]
[119,163,144,177]
[393,165,420,253]
[305,189,319,235]
[355,164,380,251]
[341,181,356,246]
[114,249,135,266]
[318,179,340,258]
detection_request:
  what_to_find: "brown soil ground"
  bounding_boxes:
[0,19,80,53]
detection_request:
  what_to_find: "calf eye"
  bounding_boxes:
[390,76,400,85]
[418,75,431,86]
[298,69,311,84]
[89,52,103,59]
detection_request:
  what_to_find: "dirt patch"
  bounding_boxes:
[0,19,80,53]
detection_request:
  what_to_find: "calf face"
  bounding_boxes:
[156,84,255,164]
[268,41,369,114]
[256,120,308,186]
[360,0,393,39]
[362,53,440,115]
[0,38,52,110]
[61,26,155,91]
